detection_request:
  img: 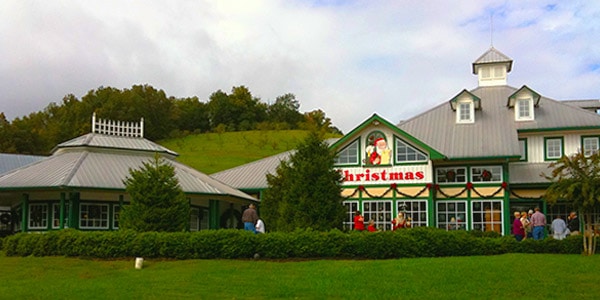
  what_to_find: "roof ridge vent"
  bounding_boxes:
[91,113,144,138]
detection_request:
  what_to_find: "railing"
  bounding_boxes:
[92,112,144,138]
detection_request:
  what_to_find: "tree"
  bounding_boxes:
[267,93,304,129]
[543,150,600,255]
[120,154,190,232]
[261,130,346,231]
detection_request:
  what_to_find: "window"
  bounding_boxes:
[52,203,69,229]
[519,139,527,161]
[364,201,393,231]
[481,67,491,79]
[190,207,200,231]
[547,203,573,227]
[395,138,427,163]
[29,203,48,229]
[457,102,473,123]
[364,132,391,165]
[113,205,120,229]
[545,137,563,160]
[516,98,533,121]
[436,201,467,231]
[472,201,503,233]
[397,200,427,228]
[335,139,359,165]
[471,166,502,183]
[343,201,359,231]
[493,66,504,78]
[436,167,467,184]
[582,137,599,157]
[80,203,109,229]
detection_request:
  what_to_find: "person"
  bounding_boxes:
[392,212,407,230]
[447,217,457,230]
[520,211,531,240]
[567,211,580,235]
[353,210,365,231]
[255,218,265,234]
[551,215,568,240]
[367,219,377,232]
[512,211,524,241]
[242,203,259,233]
[530,207,546,240]
[526,209,534,238]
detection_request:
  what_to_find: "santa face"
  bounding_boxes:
[376,139,387,152]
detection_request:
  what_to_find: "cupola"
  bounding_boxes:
[472,47,513,87]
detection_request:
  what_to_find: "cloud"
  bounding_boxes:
[0,0,599,133]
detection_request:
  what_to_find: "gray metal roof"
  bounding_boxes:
[472,47,513,73]
[0,134,256,202]
[562,99,600,111]
[211,151,294,189]
[398,85,600,160]
[509,163,553,184]
[54,133,178,157]
[0,153,45,175]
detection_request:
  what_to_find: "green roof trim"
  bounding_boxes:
[518,126,600,133]
[507,85,541,107]
[330,114,446,160]
[449,89,481,111]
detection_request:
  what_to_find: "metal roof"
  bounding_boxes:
[0,153,45,175]
[0,134,256,202]
[472,47,513,73]
[398,85,600,160]
[509,163,553,184]
[211,151,294,189]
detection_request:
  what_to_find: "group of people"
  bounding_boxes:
[512,207,580,241]
[353,211,412,232]
[242,203,265,234]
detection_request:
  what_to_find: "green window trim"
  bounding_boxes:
[519,138,528,161]
[334,138,361,167]
[544,137,564,161]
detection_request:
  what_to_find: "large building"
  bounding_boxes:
[214,47,600,234]
[0,114,258,234]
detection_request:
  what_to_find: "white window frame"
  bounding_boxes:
[29,203,48,230]
[436,200,467,231]
[471,166,503,183]
[515,98,534,121]
[471,200,503,234]
[343,201,359,231]
[79,203,109,229]
[436,167,467,184]
[519,139,527,161]
[545,137,563,160]
[395,138,428,163]
[583,137,599,157]
[52,203,69,229]
[363,200,393,231]
[397,200,428,228]
[335,139,359,166]
[456,101,474,124]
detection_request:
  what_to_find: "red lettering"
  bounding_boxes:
[365,169,370,181]
[389,172,403,180]
[357,173,365,181]
[405,172,414,180]
[344,170,354,182]
[371,172,380,180]
[416,171,424,180]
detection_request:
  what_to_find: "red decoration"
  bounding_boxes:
[358,185,365,191]
[390,183,397,189]
[501,182,508,189]
[481,169,492,181]
[434,184,440,190]
[466,182,473,190]
[426,183,433,190]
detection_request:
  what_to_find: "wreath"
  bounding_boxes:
[446,170,456,182]
[0,213,11,225]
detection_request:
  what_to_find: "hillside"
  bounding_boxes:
[158,130,341,174]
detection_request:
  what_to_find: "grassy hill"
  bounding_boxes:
[158,130,340,174]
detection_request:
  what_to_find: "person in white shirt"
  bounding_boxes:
[551,215,567,240]
[255,219,265,234]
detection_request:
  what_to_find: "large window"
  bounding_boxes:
[364,201,393,231]
[436,167,467,184]
[582,136,599,157]
[80,203,109,229]
[52,203,69,229]
[335,139,359,166]
[397,200,427,227]
[29,203,48,230]
[395,138,427,163]
[436,201,467,231]
[190,207,209,231]
[472,200,503,233]
[343,201,359,231]
[545,137,563,160]
[471,166,502,183]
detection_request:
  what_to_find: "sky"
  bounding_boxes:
[1,1,599,133]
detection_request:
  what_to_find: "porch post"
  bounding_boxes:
[21,193,29,232]
[209,199,220,229]
[59,192,66,229]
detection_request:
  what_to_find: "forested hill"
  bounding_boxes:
[159,130,341,174]
[0,85,341,156]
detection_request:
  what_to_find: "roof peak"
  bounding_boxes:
[472,47,513,74]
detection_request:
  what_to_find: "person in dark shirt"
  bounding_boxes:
[242,203,259,233]
[567,211,580,236]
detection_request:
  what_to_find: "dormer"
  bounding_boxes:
[449,89,481,124]
[507,85,541,121]
[472,47,513,87]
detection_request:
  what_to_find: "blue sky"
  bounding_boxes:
[1,0,599,133]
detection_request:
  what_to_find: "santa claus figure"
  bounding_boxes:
[367,137,391,165]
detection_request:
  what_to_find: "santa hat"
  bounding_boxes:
[374,137,385,145]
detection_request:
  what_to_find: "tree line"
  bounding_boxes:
[0,85,341,155]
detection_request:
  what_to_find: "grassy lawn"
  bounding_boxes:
[1,253,598,299]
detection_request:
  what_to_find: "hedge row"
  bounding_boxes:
[0,227,586,259]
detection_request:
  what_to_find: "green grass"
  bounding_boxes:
[159,130,339,174]
[1,253,598,299]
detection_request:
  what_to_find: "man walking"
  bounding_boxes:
[530,207,546,240]
[242,203,259,233]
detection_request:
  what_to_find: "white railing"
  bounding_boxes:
[92,113,144,138]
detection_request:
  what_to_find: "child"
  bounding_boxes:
[367,219,377,232]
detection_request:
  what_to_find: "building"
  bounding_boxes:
[214,47,600,234]
[0,114,258,234]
